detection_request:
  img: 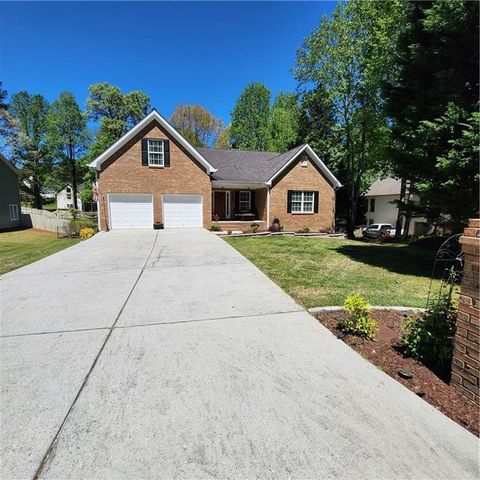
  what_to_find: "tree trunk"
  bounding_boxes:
[402,180,412,239]
[395,177,407,238]
[33,176,42,210]
[345,114,356,239]
[347,111,367,240]
[347,187,358,239]
[69,144,78,210]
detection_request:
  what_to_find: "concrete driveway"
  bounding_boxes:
[1,229,478,479]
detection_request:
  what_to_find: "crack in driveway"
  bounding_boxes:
[33,232,161,479]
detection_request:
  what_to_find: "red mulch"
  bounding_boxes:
[316,310,479,437]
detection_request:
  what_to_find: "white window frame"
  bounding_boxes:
[9,204,19,221]
[239,191,251,212]
[66,187,72,200]
[147,139,165,167]
[291,191,315,214]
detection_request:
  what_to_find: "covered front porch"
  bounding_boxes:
[211,182,268,229]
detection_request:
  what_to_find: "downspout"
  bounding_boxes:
[333,187,337,233]
[95,171,101,231]
[266,185,270,229]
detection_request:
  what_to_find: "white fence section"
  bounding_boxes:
[21,207,71,234]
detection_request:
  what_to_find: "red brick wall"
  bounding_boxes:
[97,121,212,230]
[451,219,480,405]
[269,154,336,232]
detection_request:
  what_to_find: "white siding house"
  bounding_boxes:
[57,185,82,211]
[365,178,432,236]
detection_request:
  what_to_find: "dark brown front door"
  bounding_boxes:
[213,191,226,219]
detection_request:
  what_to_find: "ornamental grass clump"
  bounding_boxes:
[342,293,377,339]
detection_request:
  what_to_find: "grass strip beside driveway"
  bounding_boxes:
[0,229,80,275]
[225,236,439,309]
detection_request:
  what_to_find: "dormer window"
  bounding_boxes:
[148,139,164,167]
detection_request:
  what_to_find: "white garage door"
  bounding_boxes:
[163,195,203,228]
[109,193,153,229]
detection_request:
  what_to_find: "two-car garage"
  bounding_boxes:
[108,193,203,229]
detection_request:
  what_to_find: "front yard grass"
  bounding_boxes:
[225,236,439,308]
[0,229,80,275]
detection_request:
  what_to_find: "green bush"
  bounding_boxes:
[251,222,260,233]
[210,224,221,232]
[68,217,97,236]
[342,293,377,339]
[402,291,457,374]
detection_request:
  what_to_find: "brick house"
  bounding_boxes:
[89,110,342,232]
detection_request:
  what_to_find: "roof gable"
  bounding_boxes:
[88,110,217,174]
[0,153,19,176]
[199,144,342,188]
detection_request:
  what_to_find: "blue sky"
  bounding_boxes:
[1,1,335,124]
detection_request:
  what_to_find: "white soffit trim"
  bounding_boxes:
[266,144,342,189]
[88,110,217,174]
[211,181,267,189]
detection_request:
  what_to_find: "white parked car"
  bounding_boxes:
[362,223,397,239]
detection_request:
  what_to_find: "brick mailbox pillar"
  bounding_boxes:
[451,219,480,405]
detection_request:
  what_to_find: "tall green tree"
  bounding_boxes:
[384,0,479,232]
[169,104,224,147]
[294,0,404,237]
[298,85,335,158]
[86,82,150,159]
[0,82,11,146]
[6,92,51,209]
[230,82,270,150]
[267,92,300,152]
[47,92,90,209]
[214,124,232,149]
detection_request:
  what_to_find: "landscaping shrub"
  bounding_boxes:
[402,275,458,374]
[79,227,95,239]
[269,218,283,232]
[210,224,221,232]
[68,218,97,236]
[251,222,260,233]
[301,226,310,233]
[342,293,377,339]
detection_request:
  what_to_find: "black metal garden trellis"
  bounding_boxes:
[426,234,464,309]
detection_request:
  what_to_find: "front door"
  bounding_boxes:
[213,191,226,219]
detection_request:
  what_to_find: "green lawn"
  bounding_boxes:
[0,229,80,275]
[225,236,439,308]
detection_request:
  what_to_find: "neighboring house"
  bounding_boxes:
[0,154,21,230]
[21,180,56,201]
[88,110,341,232]
[365,177,431,236]
[41,187,56,201]
[57,184,83,211]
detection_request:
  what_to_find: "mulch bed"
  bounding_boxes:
[316,310,479,437]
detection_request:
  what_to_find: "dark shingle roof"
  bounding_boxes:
[196,145,306,182]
